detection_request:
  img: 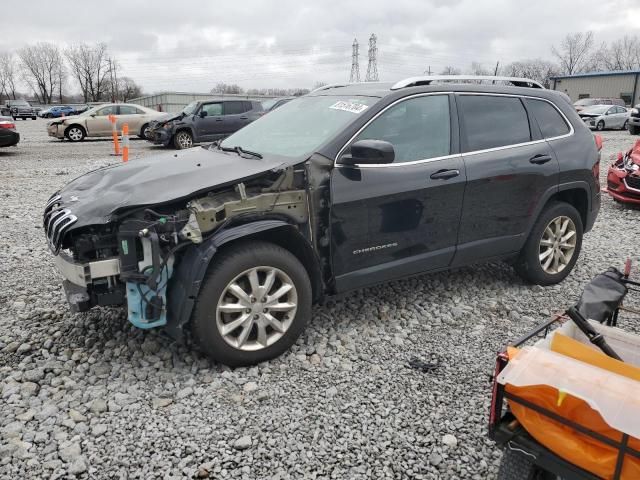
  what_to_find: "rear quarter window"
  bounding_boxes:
[526,99,570,139]
[458,95,531,151]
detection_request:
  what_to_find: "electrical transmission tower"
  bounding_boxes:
[349,38,360,83]
[365,34,379,82]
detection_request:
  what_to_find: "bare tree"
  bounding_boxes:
[117,76,143,102]
[593,36,640,71]
[440,66,461,75]
[0,52,19,100]
[65,43,111,102]
[210,82,244,95]
[18,43,64,103]
[551,31,594,75]
[468,62,491,75]
[504,59,559,88]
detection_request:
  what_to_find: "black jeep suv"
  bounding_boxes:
[44,76,601,366]
[147,99,264,149]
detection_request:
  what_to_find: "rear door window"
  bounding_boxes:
[458,95,531,152]
[118,105,138,115]
[526,99,570,139]
[224,101,249,115]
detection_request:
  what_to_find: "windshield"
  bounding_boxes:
[182,101,199,115]
[220,95,379,158]
[260,99,277,110]
[581,105,609,114]
[574,99,596,106]
[8,100,30,106]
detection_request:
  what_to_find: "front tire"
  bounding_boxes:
[65,125,86,142]
[630,125,640,135]
[622,120,628,130]
[515,202,583,286]
[596,120,605,131]
[173,130,193,149]
[191,241,311,367]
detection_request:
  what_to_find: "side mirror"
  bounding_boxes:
[90,113,96,117]
[340,139,395,166]
[199,110,208,118]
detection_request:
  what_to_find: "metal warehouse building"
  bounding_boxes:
[551,70,640,106]
[128,92,276,113]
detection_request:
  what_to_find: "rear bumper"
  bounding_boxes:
[0,131,19,147]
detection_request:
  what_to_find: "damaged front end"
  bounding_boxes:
[607,139,640,204]
[44,157,312,332]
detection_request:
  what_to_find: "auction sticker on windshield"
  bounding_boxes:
[329,101,369,114]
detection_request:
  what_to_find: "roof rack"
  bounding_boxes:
[391,75,545,90]
[310,81,388,94]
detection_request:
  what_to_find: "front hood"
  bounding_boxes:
[579,113,602,119]
[55,147,287,229]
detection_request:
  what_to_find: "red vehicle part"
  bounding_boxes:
[606,139,640,205]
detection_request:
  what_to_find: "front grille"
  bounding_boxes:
[626,175,640,190]
[43,194,77,254]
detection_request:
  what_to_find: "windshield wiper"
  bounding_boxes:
[218,145,263,159]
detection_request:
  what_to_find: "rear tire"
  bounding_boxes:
[139,123,150,139]
[498,447,554,480]
[31,116,36,120]
[191,241,312,367]
[514,202,583,286]
[596,120,605,131]
[173,130,193,149]
[622,120,628,130]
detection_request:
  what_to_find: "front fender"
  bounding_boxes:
[165,219,290,339]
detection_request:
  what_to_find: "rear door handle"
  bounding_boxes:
[529,154,552,165]
[430,169,460,180]
[239,116,248,120]
[215,118,223,122]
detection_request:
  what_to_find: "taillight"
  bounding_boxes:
[594,134,603,151]
[0,121,15,129]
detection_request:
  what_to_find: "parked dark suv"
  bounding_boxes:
[629,104,640,135]
[147,99,263,149]
[44,76,601,366]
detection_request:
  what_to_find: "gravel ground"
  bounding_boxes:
[1,119,639,479]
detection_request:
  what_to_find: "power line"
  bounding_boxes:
[349,38,360,83]
[365,34,379,82]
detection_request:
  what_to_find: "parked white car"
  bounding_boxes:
[578,105,630,131]
[47,103,168,142]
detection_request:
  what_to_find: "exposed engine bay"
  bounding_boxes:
[46,164,312,329]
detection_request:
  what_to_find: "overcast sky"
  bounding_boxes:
[3,0,640,94]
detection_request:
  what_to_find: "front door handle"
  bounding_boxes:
[430,169,460,180]
[239,116,248,120]
[529,154,552,165]
[215,118,223,122]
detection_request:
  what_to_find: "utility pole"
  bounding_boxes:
[365,34,379,82]
[493,61,500,76]
[424,65,433,75]
[349,38,360,83]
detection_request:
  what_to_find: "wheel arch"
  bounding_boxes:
[165,219,322,340]
[64,123,86,139]
[520,182,591,250]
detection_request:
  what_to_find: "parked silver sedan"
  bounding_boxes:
[46,103,168,142]
[578,105,630,131]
